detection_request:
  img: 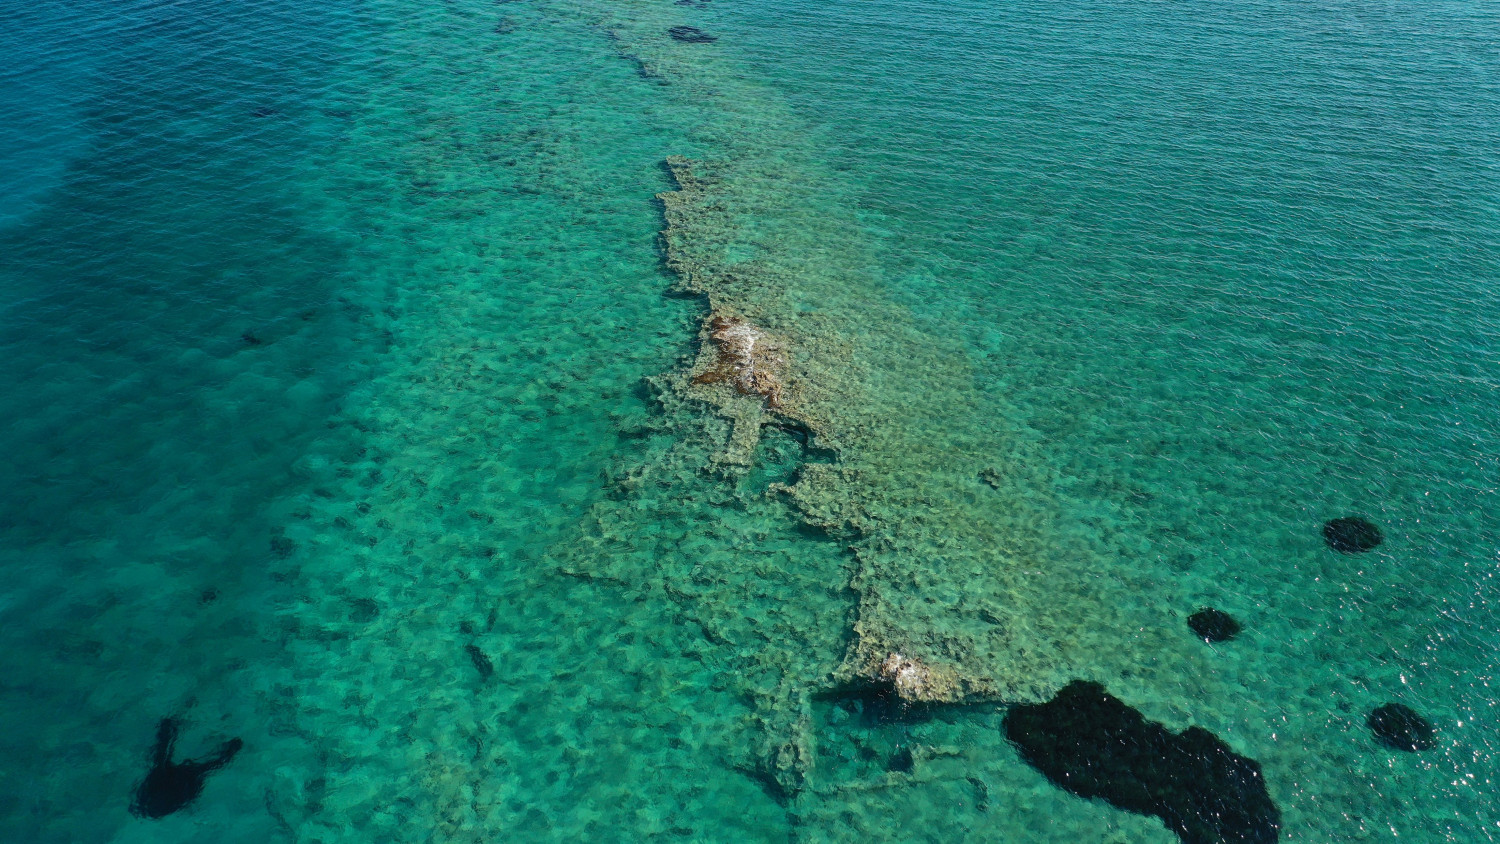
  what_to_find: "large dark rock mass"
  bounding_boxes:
[1188,608,1242,643]
[1005,681,1280,844]
[1367,703,1436,751]
[130,718,243,819]
[1323,516,1383,553]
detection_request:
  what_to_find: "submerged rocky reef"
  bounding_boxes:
[693,312,788,410]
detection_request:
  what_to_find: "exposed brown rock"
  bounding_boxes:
[693,312,787,409]
[873,652,963,703]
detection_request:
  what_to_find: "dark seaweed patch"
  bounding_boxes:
[130,718,242,819]
[887,746,915,773]
[668,26,717,43]
[1323,516,1382,553]
[1367,703,1435,751]
[1005,681,1279,844]
[1187,608,1241,643]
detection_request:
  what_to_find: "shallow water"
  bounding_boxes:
[1,0,1497,841]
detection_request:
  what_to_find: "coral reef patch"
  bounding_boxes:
[1187,608,1241,643]
[130,718,243,819]
[1005,681,1280,844]
[1323,516,1382,553]
[1366,703,1435,751]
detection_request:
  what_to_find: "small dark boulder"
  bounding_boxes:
[130,718,243,819]
[1323,516,1382,553]
[1188,608,1242,643]
[1005,680,1280,844]
[465,644,495,680]
[668,25,717,43]
[1367,703,1436,751]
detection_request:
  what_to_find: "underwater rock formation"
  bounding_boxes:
[1367,703,1436,751]
[130,718,243,819]
[667,25,716,43]
[692,312,788,410]
[1323,516,1383,553]
[1005,681,1280,844]
[871,652,963,703]
[1187,608,1241,643]
[745,727,813,801]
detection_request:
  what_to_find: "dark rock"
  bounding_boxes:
[466,644,495,680]
[1005,681,1280,844]
[668,25,717,43]
[1187,608,1241,643]
[967,775,990,812]
[130,718,242,819]
[1323,516,1382,553]
[1367,703,1435,751]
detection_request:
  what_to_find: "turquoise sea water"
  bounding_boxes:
[1,0,1497,841]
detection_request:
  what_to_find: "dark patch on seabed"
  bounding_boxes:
[1187,608,1241,643]
[130,718,243,819]
[1367,703,1436,752]
[1323,516,1383,553]
[1005,681,1280,844]
[465,644,496,680]
[668,26,717,43]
